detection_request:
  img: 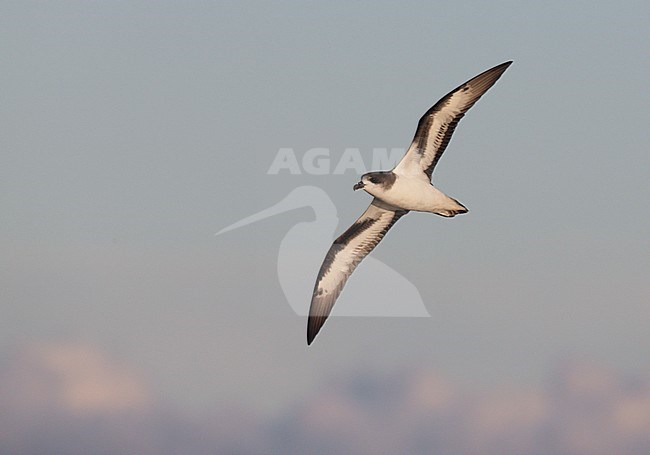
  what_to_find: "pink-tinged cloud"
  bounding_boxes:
[1,341,649,454]
[0,341,152,415]
[0,341,260,455]
[272,362,650,454]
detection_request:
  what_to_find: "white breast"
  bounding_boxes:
[372,174,450,212]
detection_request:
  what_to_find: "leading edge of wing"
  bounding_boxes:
[394,61,512,179]
[307,199,408,345]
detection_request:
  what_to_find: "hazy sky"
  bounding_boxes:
[2,1,649,452]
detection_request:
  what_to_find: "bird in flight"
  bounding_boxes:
[307,61,512,345]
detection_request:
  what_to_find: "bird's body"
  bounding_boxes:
[363,170,467,216]
[307,61,512,344]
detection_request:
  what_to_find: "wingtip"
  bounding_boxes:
[481,61,512,75]
[307,325,318,346]
[307,315,325,346]
[492,61,513,72]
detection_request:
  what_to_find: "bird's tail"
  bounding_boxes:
[434,198,468,218]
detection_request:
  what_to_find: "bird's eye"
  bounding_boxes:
[368,177,377,184]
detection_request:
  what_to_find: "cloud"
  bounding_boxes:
[0,341,262,455]
[0,342,152,415]
[268,363,650,455]
[1,341,649,454]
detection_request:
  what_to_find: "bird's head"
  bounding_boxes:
[353,171,396,196]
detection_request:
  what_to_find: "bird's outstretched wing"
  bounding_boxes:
[307,199,408,345]
[394,61,512,180]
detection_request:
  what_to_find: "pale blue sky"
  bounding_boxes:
[2,1,649,452]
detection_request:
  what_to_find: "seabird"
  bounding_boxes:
[307,61,512,345]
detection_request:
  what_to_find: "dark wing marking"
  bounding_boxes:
[394,61,512,179]
[307,199,408,345]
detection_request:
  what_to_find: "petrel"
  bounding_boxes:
[307,61,512,345]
